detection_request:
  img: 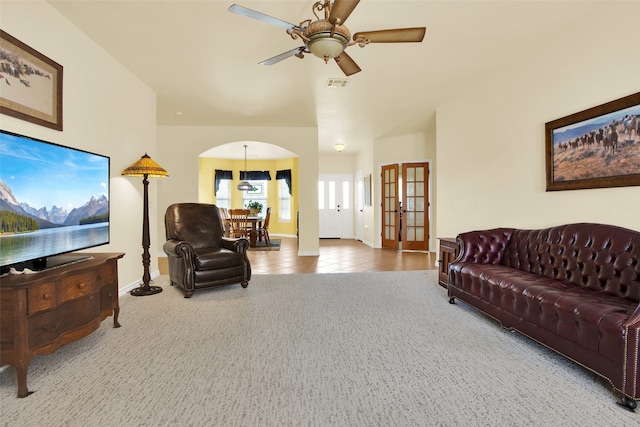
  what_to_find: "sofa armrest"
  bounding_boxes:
[625,303,640,328]
[221,237,250,254]
[622,302,640,399]
[453,228,515,264]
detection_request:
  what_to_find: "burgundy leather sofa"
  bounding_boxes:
[448,223,639,410]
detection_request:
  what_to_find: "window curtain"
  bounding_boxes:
[214,169,233,194]
[276,169,292,195]
[240,171,272,180]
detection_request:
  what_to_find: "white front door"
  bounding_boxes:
[319,174,353,238]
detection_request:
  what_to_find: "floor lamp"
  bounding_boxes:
[122,153,169,296]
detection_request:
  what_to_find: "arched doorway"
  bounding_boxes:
[198,141,299,238]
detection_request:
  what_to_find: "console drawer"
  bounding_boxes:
[100,284,117,310]
[59,271,100,303]
[27,282,57,315]
[96,262,116,284]
[28,294,101,348]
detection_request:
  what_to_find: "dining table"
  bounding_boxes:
[225,215,263,247]
[246,215,263,247]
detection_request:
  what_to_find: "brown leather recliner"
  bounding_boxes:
[163,203,251,298]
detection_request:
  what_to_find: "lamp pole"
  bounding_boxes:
[130,173,161,296]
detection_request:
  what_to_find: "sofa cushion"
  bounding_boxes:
[452,262,635,363]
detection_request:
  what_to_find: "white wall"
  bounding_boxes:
[355,143,375,246]
[156,125,319,255]
[319,152,355,174]
[2,1,158,289]
[436,1,640,238]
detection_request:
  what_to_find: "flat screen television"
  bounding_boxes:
[0,130,110,273]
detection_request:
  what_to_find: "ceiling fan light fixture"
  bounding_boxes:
[305,19,350,62]
[308,36,348,61]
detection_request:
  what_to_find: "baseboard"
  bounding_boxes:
[119,269,161,296]
[270,233,297,238]
[358,239,376,248]
[298,250,320,256]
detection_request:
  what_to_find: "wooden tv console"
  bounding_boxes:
[0,252,124,397]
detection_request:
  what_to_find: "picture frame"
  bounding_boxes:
[247,183,263,196]
[0,30,63,131]
[545,92,640,191]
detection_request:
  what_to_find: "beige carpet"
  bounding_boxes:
[1,271,636,426]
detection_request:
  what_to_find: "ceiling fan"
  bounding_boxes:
[229,0,426,76]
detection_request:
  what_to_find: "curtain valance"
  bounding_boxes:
[240,171,272,180]
[214,169,233,194]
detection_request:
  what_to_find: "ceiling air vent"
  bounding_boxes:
[326,78,349,88]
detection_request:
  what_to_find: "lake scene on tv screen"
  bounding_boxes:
[0,131,110,267]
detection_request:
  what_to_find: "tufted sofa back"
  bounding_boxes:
[164,203,224,250]
[502,223,640,302]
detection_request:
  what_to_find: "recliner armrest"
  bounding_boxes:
[163,239,195,259]
[221,237,250,253]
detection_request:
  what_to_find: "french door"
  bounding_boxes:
[381,164,399,249]
[381,162,430,250]
[401,162,429,251]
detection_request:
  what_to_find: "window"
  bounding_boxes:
[328,180,336,209]
[342,180,350,209]
[242,180,268,211]
[318,181,325,209]
[214,169,233,210]
[278,179,291,221]
[215,179,230,210]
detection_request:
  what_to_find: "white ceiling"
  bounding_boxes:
[48,0,601,158]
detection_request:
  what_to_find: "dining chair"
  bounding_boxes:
[228,208,250,239]
[256,207,271,246]
[219,207,231,237]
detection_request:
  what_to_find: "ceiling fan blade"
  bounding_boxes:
[353,27,426,43]
[328,0,361,25]
[334,51,361,76]
[259,47,306,65]
[229,4,298,30]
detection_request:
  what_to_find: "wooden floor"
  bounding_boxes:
[159,237,437,275]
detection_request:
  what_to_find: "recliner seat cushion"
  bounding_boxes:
[194,248,245,270]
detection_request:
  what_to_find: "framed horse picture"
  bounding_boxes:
[545,92,640,191]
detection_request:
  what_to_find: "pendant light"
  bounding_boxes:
[237,144,253,191]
